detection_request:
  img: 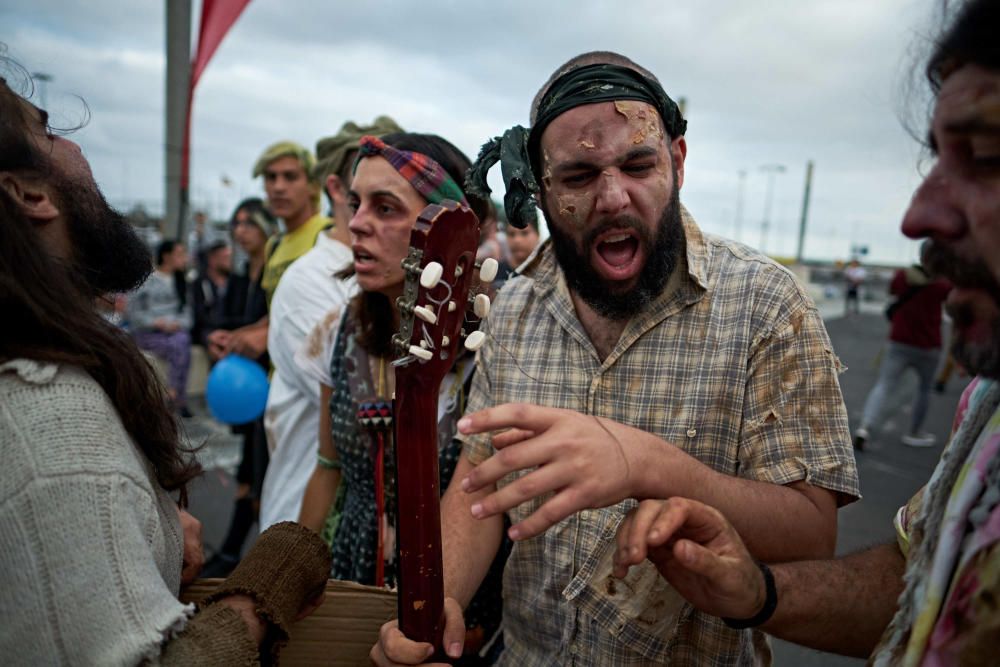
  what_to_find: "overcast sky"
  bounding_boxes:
[4,0,944,265]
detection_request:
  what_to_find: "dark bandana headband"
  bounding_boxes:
[465,63,687,228]
[355,135,468,207]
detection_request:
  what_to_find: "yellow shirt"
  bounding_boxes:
[261,213,330,308]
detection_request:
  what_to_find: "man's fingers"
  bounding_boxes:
[462,437,552,495]
[619,500,670,565]
[490,428,536,449]
[442,597,466,659]
[457,403,561,437]
[468,464,564,520]
[506,488,582,540]
[672,538,729,580]
[374,621,435,665]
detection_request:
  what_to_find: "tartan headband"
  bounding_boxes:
[465,63,687,228]
[353,135,468,208]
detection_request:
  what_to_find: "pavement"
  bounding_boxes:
[185,295,969,666]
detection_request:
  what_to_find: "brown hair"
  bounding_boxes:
[0,66,201,499]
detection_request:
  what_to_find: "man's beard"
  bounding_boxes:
[923,241,1000,379]
[545,181,684,321]
[59,175,152,296]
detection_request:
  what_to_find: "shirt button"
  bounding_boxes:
[686,428,697,438]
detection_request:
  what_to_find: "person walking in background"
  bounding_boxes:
[844,258,866,315]
[127,240,193,417]
[854,241,952,450]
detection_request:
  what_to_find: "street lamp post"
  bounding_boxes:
[32,72,53,110]
[759,163,786,254]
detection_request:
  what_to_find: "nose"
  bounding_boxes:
[348,205,372,237]
[900,164,965,241]
[593,169,630,216]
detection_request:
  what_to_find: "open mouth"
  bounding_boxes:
[353,248,376,269]
[591,228,642,281]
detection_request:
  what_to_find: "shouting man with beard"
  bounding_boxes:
[610,1,1000,664]
[0,65,333,663]
[373,52,858,666]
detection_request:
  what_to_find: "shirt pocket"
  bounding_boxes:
[562,506,691,663]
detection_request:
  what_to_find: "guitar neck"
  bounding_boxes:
[393,377,445,648]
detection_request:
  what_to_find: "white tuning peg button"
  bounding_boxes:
[408,345,433,361]
[420,262,443,289]
[414,305,437,324]
[441,336,450,347]
[464,330,486,351]
[448,301,457,312]
[480,258,498,283]
[473,294,491,319]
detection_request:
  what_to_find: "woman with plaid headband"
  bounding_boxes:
[294,132,507,664]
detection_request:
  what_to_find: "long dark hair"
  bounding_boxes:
[0,68,201,499]
[343,132,488,357]
[927,0,1000,90]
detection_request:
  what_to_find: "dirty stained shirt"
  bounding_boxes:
[460,212,860,666]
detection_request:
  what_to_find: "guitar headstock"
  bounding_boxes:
[392,200,499,381]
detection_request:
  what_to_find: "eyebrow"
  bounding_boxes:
[348,189,405,204]
[552,146,659,175]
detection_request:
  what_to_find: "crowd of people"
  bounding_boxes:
[1,0,999,664]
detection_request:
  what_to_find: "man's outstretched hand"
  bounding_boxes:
[458,403,694,540]
[613,497,766,621]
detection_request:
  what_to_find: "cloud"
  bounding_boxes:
[2,0,940,264]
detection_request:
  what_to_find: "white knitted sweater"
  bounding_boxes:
[0,359,193,665]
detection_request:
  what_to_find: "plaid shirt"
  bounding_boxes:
[461,211,860,666]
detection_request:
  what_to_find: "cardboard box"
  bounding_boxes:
[182,578,397,665]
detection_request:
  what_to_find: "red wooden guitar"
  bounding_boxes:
[390,200,498,651]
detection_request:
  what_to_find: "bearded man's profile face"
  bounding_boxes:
[57,171,152,296]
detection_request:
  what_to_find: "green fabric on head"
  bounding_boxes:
[314,115,404,183]
[252,140,316,181]
[465,63,686,228]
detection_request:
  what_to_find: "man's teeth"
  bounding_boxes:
[603,232,631,244]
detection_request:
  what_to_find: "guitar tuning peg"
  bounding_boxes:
[473,294,491,319]
[441,336,450,347]
[408,345,433,361]
[448,301,457,312]
[414,305,437,324]
[464,330,486,351]
[420,262,444,289]
[454,265,464,278]
[479,258,499,283]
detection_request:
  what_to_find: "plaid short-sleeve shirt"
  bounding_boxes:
[460,211,860,666]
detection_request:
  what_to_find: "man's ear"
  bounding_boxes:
[0,172,60,223]
[671,136,687,190]
[325,174,347,204]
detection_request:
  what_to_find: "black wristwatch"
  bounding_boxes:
[722,561,777,630]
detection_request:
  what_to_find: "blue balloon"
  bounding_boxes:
[205,354,269,425]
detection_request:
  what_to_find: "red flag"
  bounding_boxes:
[183,0,251,189]
[191,0,252,89]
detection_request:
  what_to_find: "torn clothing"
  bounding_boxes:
[460,210,859,666]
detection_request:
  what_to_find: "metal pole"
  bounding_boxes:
[796,160,814,264]
[758,164,786,254]
[164,0,192,242]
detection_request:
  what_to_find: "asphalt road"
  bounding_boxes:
[187,306,967,666]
